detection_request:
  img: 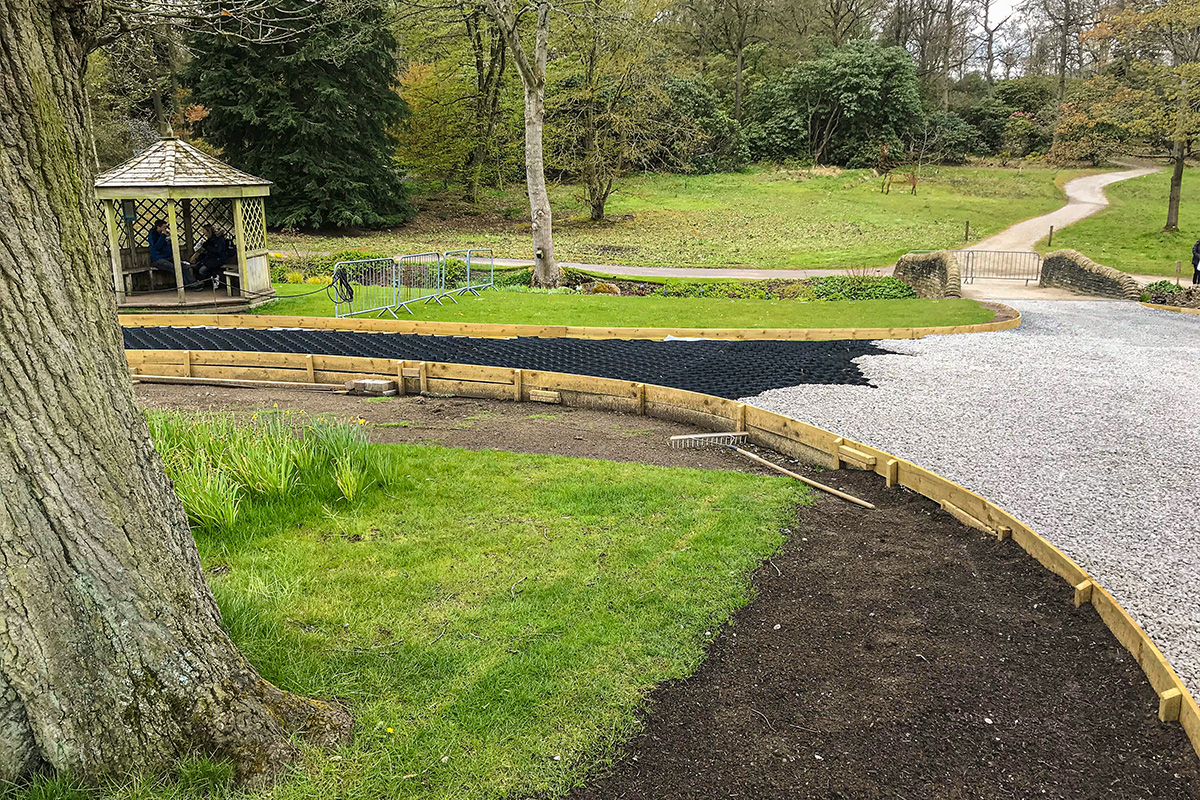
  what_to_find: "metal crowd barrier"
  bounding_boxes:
[331,257,400,318]
[959,250,1043,284]
[396,251,453,314]
[332,249,502,318]
[443,249,496,297]
[902,249,1043,285]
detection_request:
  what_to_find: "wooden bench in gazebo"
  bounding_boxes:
[95,138,276,309]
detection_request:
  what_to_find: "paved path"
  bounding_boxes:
[967,166,1158,253]
[743,300,1200,700]
[492,258,880,281]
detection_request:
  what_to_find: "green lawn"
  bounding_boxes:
[1043,168,1199,276]
[260,284,994,329]
[90,412,801,800]
[269,166,1086,271]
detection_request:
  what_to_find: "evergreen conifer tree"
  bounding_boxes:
[187,1,412,229]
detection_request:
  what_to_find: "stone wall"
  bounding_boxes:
[894,250,962,299]
[1040,249,1140,300]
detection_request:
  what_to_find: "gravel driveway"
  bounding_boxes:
[743,300,1200,697]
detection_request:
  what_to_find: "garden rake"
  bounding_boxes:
[669,433,875,509]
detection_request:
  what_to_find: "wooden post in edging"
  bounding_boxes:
[885,459,899,488]
[636,383,646,416]
[1048,225,1054,247]
[997,525,1012,542]
[305,354,315,383]
[182,350,192,378]
[1073,580,1094,608]
[513,369,524,402]
[735,403,747,433]
[418,361,429,395]
[1161,688,1184,722]
[395,361,406,395]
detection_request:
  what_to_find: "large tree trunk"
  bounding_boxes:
[1165,137,1186,232]
[483,0,558,287]
[0,0,351,784]
[1165,78,1189,232]
[524,84,558,285]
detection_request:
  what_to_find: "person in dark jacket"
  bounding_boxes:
[192,224,235,286]
[147,220,194,285]
[1192,238,1199,285]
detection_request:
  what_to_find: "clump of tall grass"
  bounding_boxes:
[147,409,394,533]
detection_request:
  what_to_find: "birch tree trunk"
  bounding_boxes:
[0,0,350,784]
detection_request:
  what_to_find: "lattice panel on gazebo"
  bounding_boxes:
[189,197,235,236]
[241,197,266,251]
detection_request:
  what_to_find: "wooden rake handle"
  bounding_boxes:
[730,446,875,510]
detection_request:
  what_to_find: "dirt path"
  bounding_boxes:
[967,166,1158,253]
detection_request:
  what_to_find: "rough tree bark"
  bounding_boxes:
[482,0,558,286]
[1165,78,1190,232]
[0,0,351,784]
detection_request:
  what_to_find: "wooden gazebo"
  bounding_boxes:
[95,138,275,309]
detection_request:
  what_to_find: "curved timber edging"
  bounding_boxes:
[117,305,1022,342]
[125,347,1199,761]
[1142,302,1200,317]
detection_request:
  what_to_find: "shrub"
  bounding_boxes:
[285,270,305,284]
[809,275,916,301]
[746,42,923,165]
[1144,279,1183,297]
[659,77,749,173]
[269,250,393,282]
[495,268,532,288]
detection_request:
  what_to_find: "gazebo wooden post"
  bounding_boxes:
[232,197,249,296]
[165,200,186,302]
[181,198,194,256]
[102,200,125,304]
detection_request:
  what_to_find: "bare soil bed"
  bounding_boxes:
[138,384,1200,799]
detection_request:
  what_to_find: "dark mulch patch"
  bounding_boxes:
[567,469,1200,800]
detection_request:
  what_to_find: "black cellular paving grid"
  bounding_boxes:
[122,326,894,399]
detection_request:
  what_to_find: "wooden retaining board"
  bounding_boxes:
[120,307,1023,342]
[125,347,1199,760]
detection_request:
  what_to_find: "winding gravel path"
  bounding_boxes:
[968,166,1157,252]
[742,301,1200,697]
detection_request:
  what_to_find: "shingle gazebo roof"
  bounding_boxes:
[94,138,271,200]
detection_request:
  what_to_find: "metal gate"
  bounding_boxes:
[957,250,1043,284]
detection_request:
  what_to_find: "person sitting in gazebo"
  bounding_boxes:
[192,224,235,287]
[148,219,194,286]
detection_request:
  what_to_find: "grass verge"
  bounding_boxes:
[269,166,1081,270]
[38,411,801,800]
[1043,167,1199,276]
[259,285,994,329]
